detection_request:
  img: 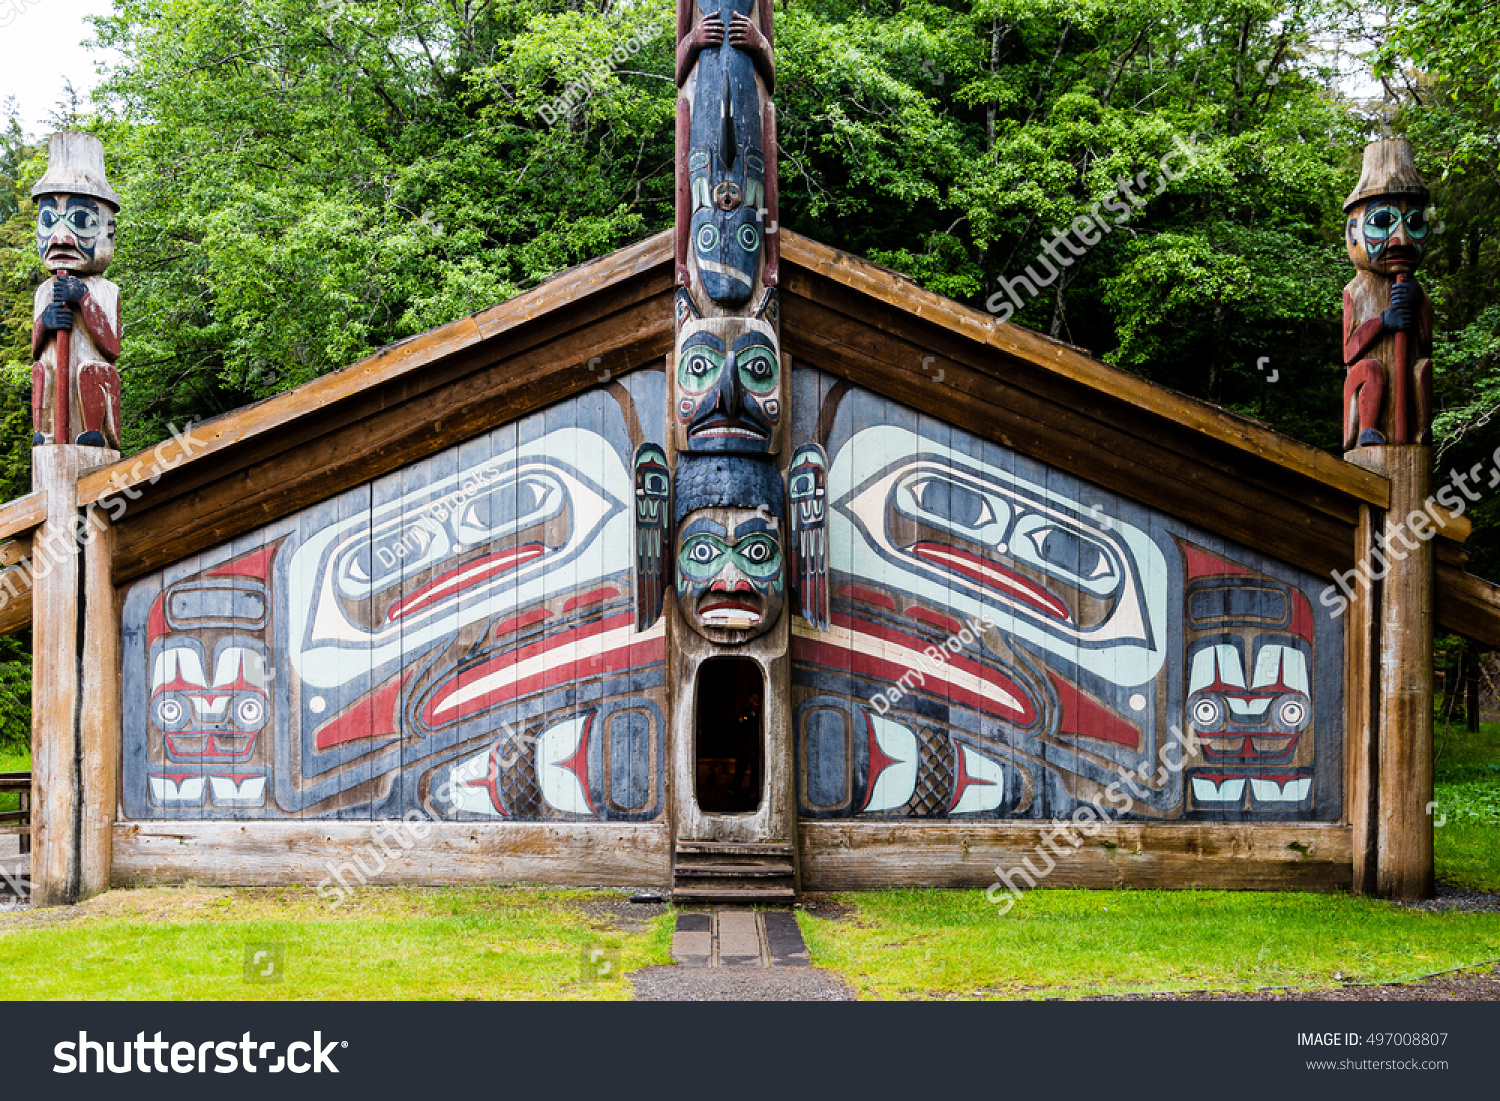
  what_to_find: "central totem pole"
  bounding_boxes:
[634,0,827,846]
[1338,138,1435,899]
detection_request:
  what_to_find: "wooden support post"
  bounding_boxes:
[29,444,119,906]
[1346,502,1380,895]
[1347,446,1435,898]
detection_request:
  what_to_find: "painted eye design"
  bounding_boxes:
[233,694,267,730]
[38,209,58,230]
[152,695,190,732]
[1363,204,1401,241]
[736,349,778,394]
[688,354,715,377]
[741,539,773,563]
[737,224,759,252]
[689,541,717,563]
[697,224,720,252]
[1010,515,1122,596]
[1405,208,1430,239]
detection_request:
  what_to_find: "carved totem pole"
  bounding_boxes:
[1339,137,1435,900]
[633,0,826,844]
[30,132,123,451]
[1341,139,1432,450]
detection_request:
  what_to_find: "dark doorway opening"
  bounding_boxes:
[695,658,764,813]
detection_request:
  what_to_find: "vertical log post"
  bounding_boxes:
[1347,446,1435,899]
[29,443,119,906]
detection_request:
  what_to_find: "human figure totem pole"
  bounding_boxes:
[30,132,123,451]
[1338,136,1436,901]
[1341,138,1432,449]
[634,0,826,842]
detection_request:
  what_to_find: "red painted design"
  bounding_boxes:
[797,616,1036,724]
[836,585,897,611]
[147,593,167,643]
[315,676,402,750]
[386,544,546,622]
[208,544,279,582]
[422,614,663,725]
[948,744,998,811]
[493,608,553,638]
[1289,589,1314,642]
[906,605,964,635]
[859,710,900,812]
[1047,671,1141,748]
[562,587,620,613]
[1179,542,1250,580]
[911,542,1072,622]
[558,711,597,814]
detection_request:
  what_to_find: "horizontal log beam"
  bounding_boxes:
[113,820,673,888]
[79,231,675,512]
[0,492,45,542]
[798,821,1353,892]
[781,232,1390,512]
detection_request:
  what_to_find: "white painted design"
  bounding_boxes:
[448,746,503,816]
[1249,777,1312,803]
[208,775,266,805]
[149,775,207,805]
[950,743,1006,814]
[538,715,593,815]
[863,711,917,812]
[1190,777,1246,802]
[1128,693,1146,711]
[287,428,630,690]
[828,425,1167,686]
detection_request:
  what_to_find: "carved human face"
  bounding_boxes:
[36,194,115,274]
[1346,196,1429,276]
[676,508,784,644]
[673,289,783,454]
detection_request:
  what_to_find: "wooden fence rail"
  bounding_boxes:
[0,771,31,855]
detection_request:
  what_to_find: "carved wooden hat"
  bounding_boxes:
[673,455,786,525]
[1343,138,1428,212]
[30,132,121,211]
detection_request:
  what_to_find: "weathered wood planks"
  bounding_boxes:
[798,821,1354,891]
[112,821,673,888]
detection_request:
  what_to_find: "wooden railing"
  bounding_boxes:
[0,771,30,855]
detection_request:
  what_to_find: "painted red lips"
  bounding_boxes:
[910,542,1073,622]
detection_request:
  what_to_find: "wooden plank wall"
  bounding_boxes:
[799,822,1354,891]
[113,822,672,890]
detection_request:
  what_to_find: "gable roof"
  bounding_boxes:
[1,228,1493,642]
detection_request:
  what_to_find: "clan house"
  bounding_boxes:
[5,4,1496,907]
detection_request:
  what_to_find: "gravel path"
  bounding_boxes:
[1084,964,1500,1002]
[630,964,856,1001]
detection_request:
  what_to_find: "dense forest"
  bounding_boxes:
[1,0,1498,739]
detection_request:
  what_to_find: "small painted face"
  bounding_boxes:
[677,509,784,643]
[691,202,763,304]
[36,194,115,274]
[1346,197,1429,275]
[676,324,780,453]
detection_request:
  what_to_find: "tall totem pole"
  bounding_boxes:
[30,132,124,451]
[1339,138,1434,899]
[27,132,124,907]
[634,0,827,845]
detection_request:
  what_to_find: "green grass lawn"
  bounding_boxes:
[0,743,28,814]
[0,886,674,1000]
[1433,719,1500,890]
[797,888,1500,1000]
